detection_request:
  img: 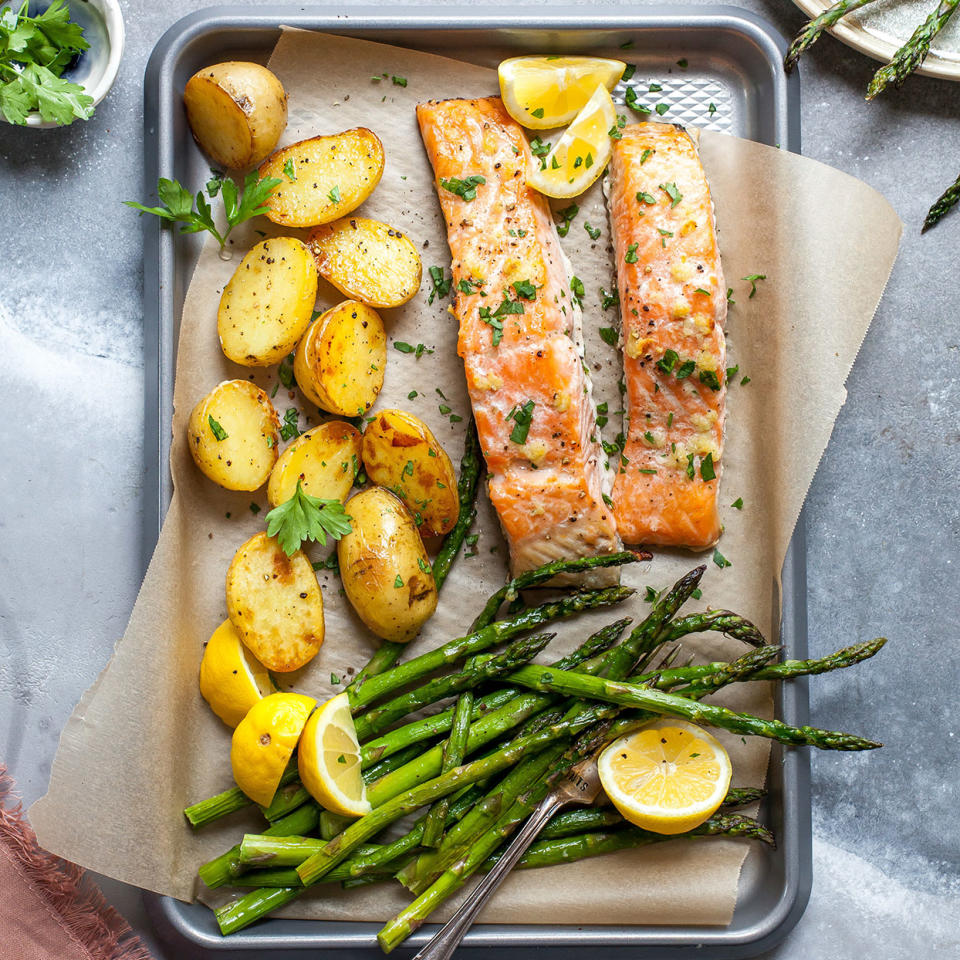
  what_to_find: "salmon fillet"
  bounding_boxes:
[607,123,726,549]
[417,97,622,585]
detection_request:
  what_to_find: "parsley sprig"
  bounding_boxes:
[265,480,353,557]
[124,171,282,250]
[0,0,94,126]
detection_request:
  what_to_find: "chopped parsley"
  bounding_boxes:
[726,364,739,381]
[207,415,228,441]
[394,341,415,353]
[624,86,650,115]
[512,279,537,300]
[676,359,696,379]
[278,353,296,389]
[731,497,743,510]
[640,148,654,165]
[408,390,419,399]
[599,327,618,346]
[700,452,716,481]
[741,375,752,386]
[636,190,657,205]
[279,408,300,441]
[249,502,261,515]
[570,276,585,308]
[478,309,504,346]
[608,122,623,140]
[391,75,407,87]
[529,136,552,157]
[677,58,688,68]
[394,575,404,588]
[713,548,732,569]
[596,400,609,429]
[327,184,341,204]
[584,222,601,240]
[331,673,341,685]
[656,349,678,374]
[440,175,486,201]
[708,102,717,115]
[600,287,619,311]
[685,453,696,480]
[427,265,452,304]
[625,242,639,264]
[655,103,670,116]
[699,369,721,391]
[623,63,637,81]
[659,182,682,207]
[743,273,767,298]
[531,106,545,118]
[555,203,579,237]
[506,400,536,444]
[457,278,479,294]
[283,159,297,182]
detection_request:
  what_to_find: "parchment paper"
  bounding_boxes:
[29,28,901,928]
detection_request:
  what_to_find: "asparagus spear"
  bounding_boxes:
[259,781,310,822]
[349,585,633,712]
[505,662,882,750]
[431,418,482,589]
[198,802,319,890]
[659,609,766,647]
[784,0,879,72]
[184,761,298,829]
[923,172,960,232]
[348,422,483,694]
[420,658,477,847]
[354,634,554,741]
[469,551,638,631]
[867,0,960,99]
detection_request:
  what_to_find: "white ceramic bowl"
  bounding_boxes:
[16,0,125,128]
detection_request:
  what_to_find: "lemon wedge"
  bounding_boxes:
[200,619,276,728]
[499,55,625,129]
[598,719,732,835]
[231,692,316,806]
[298,692,371,818]
[526,84,618,199]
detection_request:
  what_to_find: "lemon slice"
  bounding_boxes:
[298,692,371,818]
[200,619,276,728]
[231,692,316,806]
[526,84,618,199]
[598,719,732,835]
[499,55,625,129]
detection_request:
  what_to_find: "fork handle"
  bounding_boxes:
[411,793,566,960]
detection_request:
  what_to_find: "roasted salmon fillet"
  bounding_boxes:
[607,123,726,549]
[417,97,622,585]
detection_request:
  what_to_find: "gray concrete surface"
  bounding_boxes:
[1,1,958,957]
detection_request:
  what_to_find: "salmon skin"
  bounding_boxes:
[417,97,622,586]
[607,122,726,550]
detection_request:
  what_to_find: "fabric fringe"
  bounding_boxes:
[0,766,154,960]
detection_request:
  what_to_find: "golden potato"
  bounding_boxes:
[361,409,458,536]
[294,300,386,418]
[187,380,279,491]
[226,531,325,672]
[338,488,437,643]
[183,62,287,170]
[218,237,318,367]
[258,130,385,227]
[267,420,362,507]
[308,217,422,309]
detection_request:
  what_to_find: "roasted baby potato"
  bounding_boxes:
[308,217,422,309]
[226,531,325,672]
[361,409,458,537]
[294,300,386,418]
[267,420,363,507]
[183,62,287,170]
[258,130,385,227]
[218,237,318,367]
[337,488,437,643]
[187,380,279,491]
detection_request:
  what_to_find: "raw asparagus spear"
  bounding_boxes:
[469,551,638,631]
[354,634,554,741]
[784,0,879,72]
[867,0,960,99]
[506,662,882,750]
[349,585,633,711]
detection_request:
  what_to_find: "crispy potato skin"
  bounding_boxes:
[259,130,385,227]
[218,237,318,367]
[361,409,458,536]
[187,380,279,491]
[338,488,437,643]
[267,420,362,507]
[226,532,325,672]
[294,300,386,418]
[308,217,422,309]
[183,62,287,169]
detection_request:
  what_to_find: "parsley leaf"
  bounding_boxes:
[743,273,767,298]
[394,341,415,353]
[391,75,407,87]
[529,136,552,157]
[656,349,679,374]
[506,400,536,444]
[208,415,228,441]
[584,222,601,240]
[599,327,618,346]
[640,148,654,165]
[655,103,670,116]
[555,203,579,237]
[713,548,732,569]
[731,497,744,510]
[427,265,452,304]
[512,279,536,300]
[624,86,650,115]
[636,191,657,205]
[440,175,486,201]
[327,184,341,204]
[478,307,504,346]
[700,452,716,481]
[283,159,297,181]
[623,64,637,81]
[600,288,619,311]
[531,106,545,118]
[570,276,585,309]
[265,479,353,556]
[625,242,639,264]
[279,408,300,441]
[659,182,682,207]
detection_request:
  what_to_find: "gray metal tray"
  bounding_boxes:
[140,5,809,956]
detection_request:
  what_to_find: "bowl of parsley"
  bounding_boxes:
[0,0,124,128]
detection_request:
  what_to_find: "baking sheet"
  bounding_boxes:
[30,5,900,955]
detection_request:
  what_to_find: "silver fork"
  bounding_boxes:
[411,754,604,960]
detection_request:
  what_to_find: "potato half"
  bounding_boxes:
[267,420,363,507]
[226,531,325,672]
[361,409,459,537]
[218,237,318,367]
[338,488,437,643]
[187,380,279,491]
[258,130,385,227]
[183,62,287,170]
[308,217,422,309]
[294,301,386,418]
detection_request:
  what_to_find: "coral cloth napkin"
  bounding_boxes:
[1,767,153,960]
